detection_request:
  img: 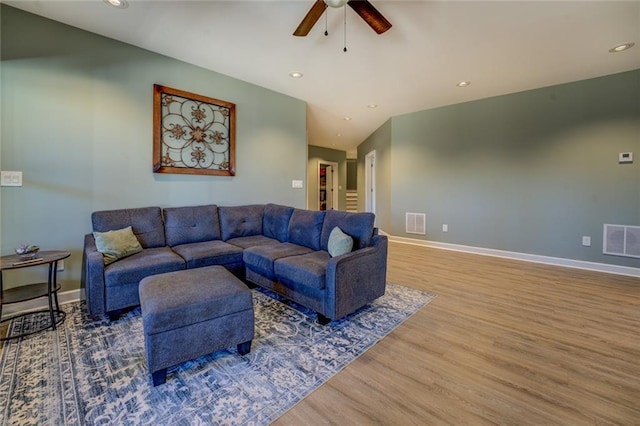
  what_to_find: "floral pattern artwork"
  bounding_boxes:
[0,283,435,426]
[153,84,235,176]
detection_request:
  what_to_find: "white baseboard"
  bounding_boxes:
[389,235,640,278]
[2,288,84,318]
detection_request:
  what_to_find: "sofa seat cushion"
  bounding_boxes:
[274,251,331,291]
[104,247,185,288]
[226,235,280,249]
[171,240,243,269]
[243,243,313,280]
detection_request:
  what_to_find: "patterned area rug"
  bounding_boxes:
[0,283,435,425]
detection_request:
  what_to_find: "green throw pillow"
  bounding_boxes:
[93,226,143,265]
[328,226,353,257]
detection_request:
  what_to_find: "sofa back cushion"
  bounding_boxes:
[288,209,325,250]
[163,205,221,247]
[263,203,294,242]
[320,210,375,251]
[91,207,166,249]
[219,204,265,241]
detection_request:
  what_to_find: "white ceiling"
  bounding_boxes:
[5,0,640,154]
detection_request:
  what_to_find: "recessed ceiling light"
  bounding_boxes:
[609,42,635,53]
[367,104,378,109]
[104,0,128,9]
[289,71,303,78]
[457,81,471,87]
[343,117,352,121]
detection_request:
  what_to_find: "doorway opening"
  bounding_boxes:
[318,161,339,211]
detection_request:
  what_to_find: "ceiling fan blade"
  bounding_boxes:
[347,0,392,34]
[293,0,328,37]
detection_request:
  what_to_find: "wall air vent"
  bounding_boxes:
[603,224,640,258]
[406,213,426,235]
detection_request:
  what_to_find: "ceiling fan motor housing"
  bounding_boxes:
[325,0,348,8]
[293,0,392,37]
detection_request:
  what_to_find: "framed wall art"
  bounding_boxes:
[153,84,236,176]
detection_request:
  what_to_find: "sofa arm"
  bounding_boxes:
[324,234,388,320]
[82,233,106,316]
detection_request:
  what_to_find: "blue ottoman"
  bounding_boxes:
[139,265,254,386]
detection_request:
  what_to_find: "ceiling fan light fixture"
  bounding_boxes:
[104,0,128,9]
[325,0,348,8]
[608,42,635,53]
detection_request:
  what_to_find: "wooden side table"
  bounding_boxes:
[0,250,70,341]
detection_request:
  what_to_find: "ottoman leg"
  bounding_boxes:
[237,340,252,355]
[317,313,331,325]
[152,369,167,386]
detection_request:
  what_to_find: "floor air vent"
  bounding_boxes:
[603,224,640,258]
[406,213,426,235]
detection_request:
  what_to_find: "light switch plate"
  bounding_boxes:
[1,171,23,186]
[292,180,304,189]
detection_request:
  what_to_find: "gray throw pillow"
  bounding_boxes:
[328,226,353,257]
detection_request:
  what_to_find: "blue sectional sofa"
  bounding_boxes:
[82,204,388,324]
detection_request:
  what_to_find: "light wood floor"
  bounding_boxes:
[1,242,638,424]
[275,242,640,425]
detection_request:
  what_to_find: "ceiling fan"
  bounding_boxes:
[293,0,392,37]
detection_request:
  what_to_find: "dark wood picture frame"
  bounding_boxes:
[153,84,236,176]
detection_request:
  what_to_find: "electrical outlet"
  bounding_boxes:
[57,260,65,271]
[582,236,591,247]
[442,224,448,232]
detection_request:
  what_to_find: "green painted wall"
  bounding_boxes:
[388,70,640,267]
[346,159,357,190]
[357,119,392,230]
[0,5,308,291]
[307,145,347,211]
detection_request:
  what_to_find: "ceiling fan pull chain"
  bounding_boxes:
[325,9,329,36]
[343,5,347,52]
